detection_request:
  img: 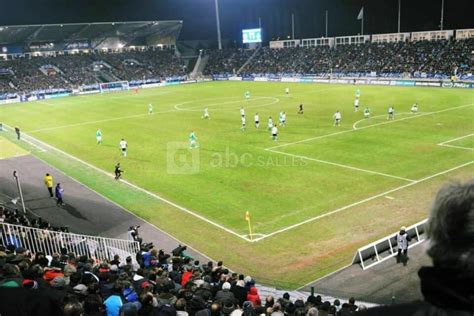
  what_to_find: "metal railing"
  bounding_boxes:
[0,222,140,262]
[353,219,428,270]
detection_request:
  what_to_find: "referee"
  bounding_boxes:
[114,163,123,180]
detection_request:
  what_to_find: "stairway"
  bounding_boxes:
[190,54,209,79]
[237,47,261,75]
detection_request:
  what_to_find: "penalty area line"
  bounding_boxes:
[266,148,416,183]
[251,160,474,242]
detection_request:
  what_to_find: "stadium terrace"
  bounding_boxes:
[0,7,473,316]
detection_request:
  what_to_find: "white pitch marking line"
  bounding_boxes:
[267,103,474,151]
[2,123,252,242]
[266,149,416,183]
[251,160,474,242]
[437,133,474,151]
[27,96,280,133]
[439,144,474,151]
[385,196,395,200]
[1,125,45,152]
[21,137,47,152]
[437,133,474,146]
[174,96,280,111]
[26,108,178,133]
[352,112,413,130]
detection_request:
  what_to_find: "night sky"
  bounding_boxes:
[0,0,472,43]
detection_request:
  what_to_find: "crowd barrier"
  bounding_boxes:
[0,222,140,262]
[212,74,474,89]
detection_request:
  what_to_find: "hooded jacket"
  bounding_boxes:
[359,266,474,316]
[246,287,261,307]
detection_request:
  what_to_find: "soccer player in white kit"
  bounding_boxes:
[281,112,286,127]
[271,125,278,141]
[411,103,418,114]
[388,106,395,120]
[148,103,153,114]
[119,138,128,157]
[333,111,341,126]
[240,107,245,117]
[254,113,260,128]
[203,107,209,119]
[354,98,360,111]
[285,87,290,96]
[241,116,246,131]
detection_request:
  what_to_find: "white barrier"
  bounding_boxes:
[353,219,428,270]
[0,222,140,262]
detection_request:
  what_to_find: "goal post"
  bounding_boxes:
[99,81,130,93]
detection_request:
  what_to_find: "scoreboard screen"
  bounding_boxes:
[242,28,262,43]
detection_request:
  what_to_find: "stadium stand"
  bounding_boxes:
[0,206,365,316]
[0,26,473,98]
[0,49,186,94]
[216,38,474,79]
[203,48,254,75]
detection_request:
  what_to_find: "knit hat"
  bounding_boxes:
[22,279,39,289]
[51,276,66,288]
[222,282,231,290]
[243,301,254,310]
[222,300,235,314]
[73,284,88,295]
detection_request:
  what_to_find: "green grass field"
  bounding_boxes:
[1,81,473,288]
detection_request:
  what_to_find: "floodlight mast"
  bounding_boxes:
[215,0,222,50]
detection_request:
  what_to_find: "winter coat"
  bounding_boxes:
[215,289,236,304]
[231,285,248,307]
[246,287,261,307]
[181,271,193,287]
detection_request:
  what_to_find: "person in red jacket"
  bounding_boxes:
[181,266,193,287]
[246,286,261,307]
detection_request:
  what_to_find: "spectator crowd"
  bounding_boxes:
[206,39,474,79]
[0,48,186,97]
[1,38,472,98]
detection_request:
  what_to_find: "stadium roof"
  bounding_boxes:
[0,21,183,48]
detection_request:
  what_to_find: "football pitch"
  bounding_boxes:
[1,81,473,288]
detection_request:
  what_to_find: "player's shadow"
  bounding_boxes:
[61,203,88,221]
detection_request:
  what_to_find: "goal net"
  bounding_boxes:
[99,81,129,93]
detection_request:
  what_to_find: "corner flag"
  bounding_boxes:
[245,211,253,240]
[357,7,364,20]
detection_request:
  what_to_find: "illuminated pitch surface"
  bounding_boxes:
[1,82,472,287]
